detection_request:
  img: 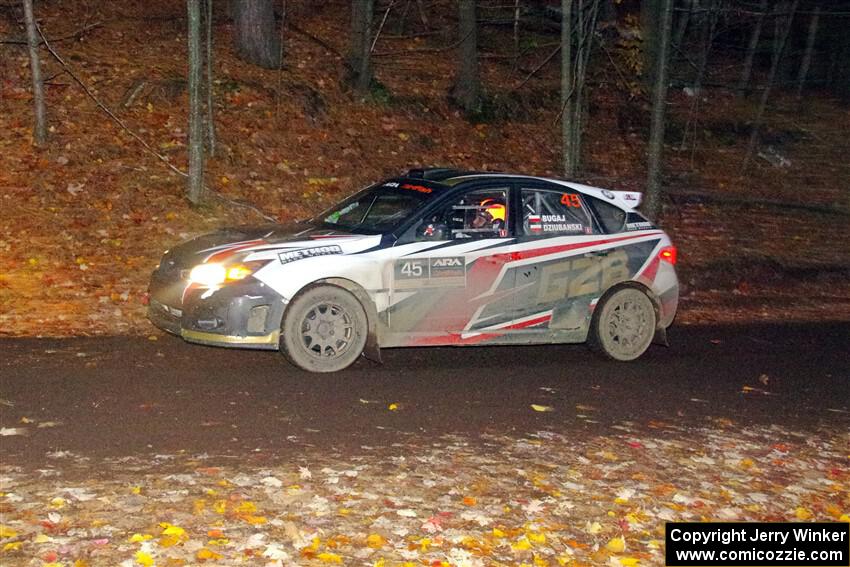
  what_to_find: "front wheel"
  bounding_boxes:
[590,287,657,362]
[280,285,368,373]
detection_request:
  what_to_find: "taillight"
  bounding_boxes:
[659,246,677,265]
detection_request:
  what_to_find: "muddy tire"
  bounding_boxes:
[589,287,656,362]
[280,285,368,373]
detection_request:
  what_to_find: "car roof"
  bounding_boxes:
[438,173,637,210]
[398,169,642,211]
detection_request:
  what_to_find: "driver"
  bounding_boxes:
[472,198,506,232]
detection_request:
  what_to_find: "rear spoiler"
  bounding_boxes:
[610,191,642,208]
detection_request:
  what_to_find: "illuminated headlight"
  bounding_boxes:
[225,265,254,281]
[188,261,264,287]
[188,263,227,287]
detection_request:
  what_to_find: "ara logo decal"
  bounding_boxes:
[431,257,462,268]
[278,245,343,264]
[430,256,465,280]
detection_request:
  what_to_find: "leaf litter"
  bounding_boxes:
[0,422,847,566]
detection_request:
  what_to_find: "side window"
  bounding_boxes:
[585,195,627,234]
[410,187,509,241]
[520,187,593,237]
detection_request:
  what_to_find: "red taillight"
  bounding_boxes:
[659,246,677,265]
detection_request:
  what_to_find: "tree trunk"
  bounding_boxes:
[643,0,673,221]
[452,0,481,114]
[513,0,520,63]
[673,0,693,49]
[349,0,375,95]
[187,0,205,204]
[569,0,600,173]
[795,5,820,99]
[232,0,281,69]
[691,0,717,92]
[743,0,798,169]
[640,0,661,88]
[22,0,46,146]
[835,21,850,103]
[561,0,574,177]
[737,0,767,94]
[205,0,216,157]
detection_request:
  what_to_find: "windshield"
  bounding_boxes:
[317,182,438,232]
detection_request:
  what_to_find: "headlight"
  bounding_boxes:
[188,263,227,287]
[225,265,254,281]
[188,261,265,287]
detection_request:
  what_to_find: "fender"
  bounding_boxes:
[314,277,383,364]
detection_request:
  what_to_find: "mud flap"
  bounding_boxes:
[363,332,382,364]
[653,326,669,347]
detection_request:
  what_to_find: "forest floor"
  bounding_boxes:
[1,0,849,337]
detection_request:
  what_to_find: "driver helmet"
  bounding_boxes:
[479,198,506,222]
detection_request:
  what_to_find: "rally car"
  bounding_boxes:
[148,169,678,372]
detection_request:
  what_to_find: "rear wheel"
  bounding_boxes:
[280,285,367,373]
[590,287,656,361]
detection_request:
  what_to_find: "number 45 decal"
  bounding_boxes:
[400,261,424,278]
[560,194,582,207]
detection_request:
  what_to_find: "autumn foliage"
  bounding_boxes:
[1,0,849,337]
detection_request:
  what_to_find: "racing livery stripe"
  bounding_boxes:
[499,232,663,264]
[400,238,510,257]
[309,233,362,239]
[413,311,553,346]
[637,254,661,283]
[400,238,518,256]
[203,239,267,263]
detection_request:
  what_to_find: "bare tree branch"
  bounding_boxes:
[34,24,276,222]
[1,20,102,45]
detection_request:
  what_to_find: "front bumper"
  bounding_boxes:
[147,273,285,350]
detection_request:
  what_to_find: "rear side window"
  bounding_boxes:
[586,196,627,234]
[520,187,594,236]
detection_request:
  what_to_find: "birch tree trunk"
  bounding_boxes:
[23,0,46,146]
[350,0,375,95]
[738,0,767,94]
[561,0,574,177]
[743,0,798,169]
[643,0,673,221]
[205,0,216,157]
[795,5,820,99]
[187,0,205,204]
[452,0,481,114]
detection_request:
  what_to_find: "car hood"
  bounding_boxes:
[160,222,379,268]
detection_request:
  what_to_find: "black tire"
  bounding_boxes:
[589,287,657,362]
[280,285,368,373]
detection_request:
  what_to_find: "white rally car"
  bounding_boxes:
[148,169,678,372]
